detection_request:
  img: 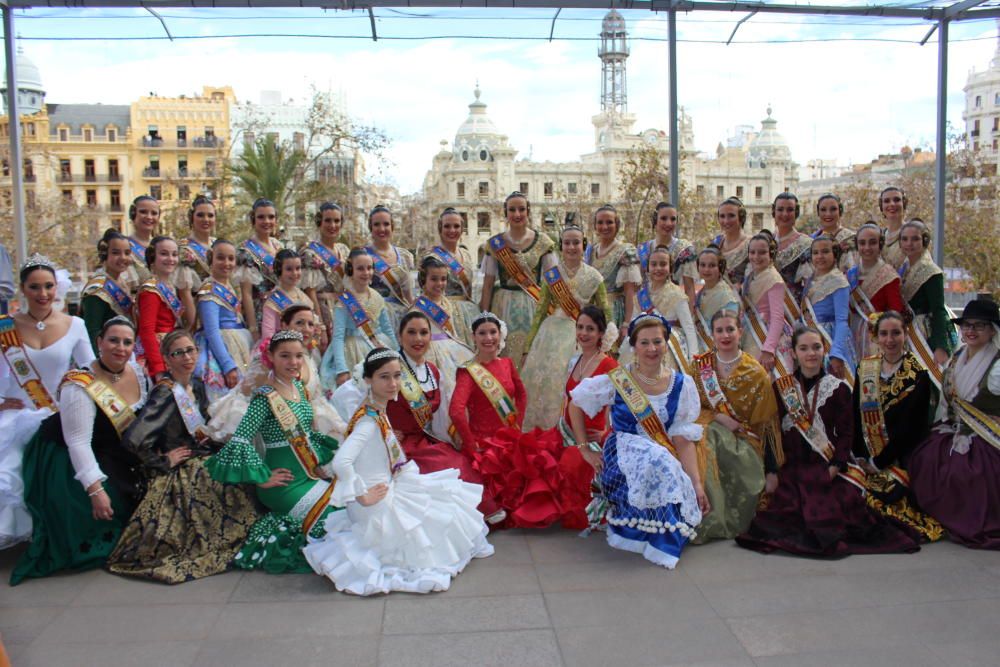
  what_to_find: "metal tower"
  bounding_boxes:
[599,9,629,114]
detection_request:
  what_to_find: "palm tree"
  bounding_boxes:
[228,136,307,216]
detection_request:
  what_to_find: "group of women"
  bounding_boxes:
[0,186,996,597]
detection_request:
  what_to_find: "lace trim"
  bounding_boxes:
[288,481,328,521]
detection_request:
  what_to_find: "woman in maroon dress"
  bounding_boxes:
[736,325,920,557]
[387,311,500,519]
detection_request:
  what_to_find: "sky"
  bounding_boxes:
[3,7,999,194]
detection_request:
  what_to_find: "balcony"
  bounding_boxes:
[193,136,219,148]
[59,174,122,183]
[141,136,164,147]
[140,136,220,149]
[143,168,161,178]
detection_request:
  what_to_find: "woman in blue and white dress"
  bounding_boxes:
[567,313,709,568]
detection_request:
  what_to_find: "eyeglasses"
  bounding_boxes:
[960,322,992,332]
[168,346,198,358]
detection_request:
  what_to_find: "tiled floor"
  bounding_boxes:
[2,530,998,667]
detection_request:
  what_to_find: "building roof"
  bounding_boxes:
[1,46,44,94]
[46,103,131,136]
[748,106,791,164]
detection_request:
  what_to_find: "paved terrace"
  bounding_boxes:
[2,529,999,667]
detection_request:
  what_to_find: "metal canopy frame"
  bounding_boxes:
[4,1,996,266]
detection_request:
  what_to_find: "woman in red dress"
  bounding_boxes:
[848,223,906,359]
[136,236,184,380]
[387,311,501,519]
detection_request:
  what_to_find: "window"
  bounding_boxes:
[457,182,465,198]
[519,182,529,195]
[752,212,764,229]
[293,132,305,151]
[150,185,162,200]
[83,128,93,142]
[478,181,489,197]
[146,156,160,177]
[477,211,491,233]
[716,185,725,198]
[544,182,554,197]
[84,159,95,181]
[26,190,35,209]
[995,93,1000,105]
[107,128,116,142]
[109,159,119,180]
[994,117,999,132]
[591,183,600,196]
[755,186,763,200]
[177,126,187,146]
[459,212,469,233]
[479,149,489,161]
[697,185,705,197]
[974,119,981,136]
[736,185,744,199]
[60,159,71,181]
[178,156,188,177]
[86,190,97,207]
[205,160,216,178]
[178,184,190,200]
[974,141,980,151]
[62,190,73,203]
[58,127,68,141]
[568,182,578,195]
[26,123,35,137]
[23,160,34,181]
[543,213,555,229]
[1,159,7,176]
[976,95,982,108]
[110,189,121,211]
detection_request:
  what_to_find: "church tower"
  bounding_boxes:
[599,9,629,114]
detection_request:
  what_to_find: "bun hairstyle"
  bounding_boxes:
[273,248,300,278]
[97,228,127,264]
[98,315,136,338]
[901,218,932,248]
[472,311,503,334]
[187,195,215,227]
[811,234,843,263]
[399,310,431,336]
[698,244,728,276]
[578,304,608,335]
[437,207,462,232]
[718,197,747,228]
[749,229,777,260]
[503,191,530,216]
[418,254,448,287]
[268,329,304,353]
[363,347,400,378]
[206,238,234,266]
[344,246,370,277]
[314,202,343,228]
[594,204,621,233]
[145,235,175,269]
[129,195,158,222]
[650,202,677,229]
[367,205,393,230]
[855,222,885,250]
[878,186,908,213]
[791,324,822,350]
[159,328,195,361]
[771,192,801,219]
[559,223,586,249]
[248,198,277,226]
[280,303,314,326]
[875,309,906,334]
[816,193,844,216]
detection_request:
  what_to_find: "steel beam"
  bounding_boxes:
[668,5,679,207]
[934,19,947,267]
[3,6,27,265]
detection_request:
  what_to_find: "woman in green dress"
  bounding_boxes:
[206,329,339,573]
[107,330,260,583]
[691,309,781,542]
[899,219,957,367]
[81,229,135,353]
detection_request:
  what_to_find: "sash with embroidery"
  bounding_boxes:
[162,379,206,438]
[307,241,344,278]
[266,289,294,313]
[339,291,380,348]
[83,276,133,316]
[856,356,910,487]
[128,237,147,260]
[63,369,137,436]
[198,280,241,314]
[398,361,435,437]
[643,287,693,374]
[348,403,406,475]
[140,280,184,325]
[544,266,580,320]
[846,273,879,363]
[260,385,322,480]
[414,296,454,335]
[184,237,211,275]
[365,247,408,305]
[463,361,518,427]
[799,291,856,391]
[739,292,790,380]
[953,397,1000,453]
[0,316,57,412]
[903,317,944,392]
[607,365,678,458]
[774,374,866,491]
[637,240,652,272]
[489,235,542,303]
[431,246,471,298]
[695,352,764,458]
[244,238,275,271]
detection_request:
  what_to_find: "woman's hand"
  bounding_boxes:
[259,467,295,489]
[714,413,741,433]
[0,397,25,411]
[89,486,113,521]
[312,465,332,480]
[828,465,840,481]
[578,445,603,473]
[696,485,711,515]
[336,372,349,386]
[828,358,846,379]
[166,447,192,468]
[224,369,240,389]
[934,348,949,366]
[357,483,388,507]
[764,472,778,494]
[759,351,775,373]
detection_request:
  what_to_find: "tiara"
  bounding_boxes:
[626,311,672,337]
[472,311,501,327]
[367,348,400,363]
[271,329,304,343]
[20,253,55,273]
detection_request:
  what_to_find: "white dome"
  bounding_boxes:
[2,46,44,94]
[748,106,791,165]
[454,86,502,162]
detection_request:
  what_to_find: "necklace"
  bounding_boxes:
[97,359,126,383]
[28,308,54,331]
[574,350,601,380]
[402,351,433,386]
[716,351,741,372]
[632,363,664,385]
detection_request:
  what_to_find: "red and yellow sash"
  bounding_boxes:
[398,361,434,435]
[0,316,57,412]
[607,366,677,458]
[740,293,790,380]
[856,356,910,486]
[904,315,944,391]
[695,352,764,459]
[489,235,543,303]
[365,246,409,306]
[62,369,137,436]
[260,385,321,481]
[543,266,579,319]
[348,403,406,474]
[463,360,518,427]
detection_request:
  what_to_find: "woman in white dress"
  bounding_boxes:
[304,347,494,595]
[0,255,95,548]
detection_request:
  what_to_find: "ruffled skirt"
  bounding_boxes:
[304,463,493,595]
[0,405,52,549]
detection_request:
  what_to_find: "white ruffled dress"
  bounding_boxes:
[303,409,493,595]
